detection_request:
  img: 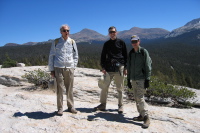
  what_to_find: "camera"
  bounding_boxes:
[116,62,120,67]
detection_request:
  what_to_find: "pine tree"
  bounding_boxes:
[2,53,16,68]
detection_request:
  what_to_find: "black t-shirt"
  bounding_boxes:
[101,38,127,69]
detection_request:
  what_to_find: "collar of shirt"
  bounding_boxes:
[61,37,72,43]
[133,46,142,53]
[110,37,117,41]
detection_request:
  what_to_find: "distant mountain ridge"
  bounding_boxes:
[3,18,200,46]
[71,27,170,43]
[4,43,20,46]
[4,27,169,46]
[117,27,169,41]
[4,42,37,47]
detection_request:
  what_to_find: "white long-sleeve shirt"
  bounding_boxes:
[48,37,78,71]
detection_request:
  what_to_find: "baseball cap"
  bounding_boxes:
[131,35,140,41]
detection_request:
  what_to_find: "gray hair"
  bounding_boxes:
[60,24,70,32]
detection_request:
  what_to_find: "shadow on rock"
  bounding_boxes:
[21,86,41,91]
[13,111,56,119]
[75,108,121,113]
[74,107,96,113]
[87,111,142,126]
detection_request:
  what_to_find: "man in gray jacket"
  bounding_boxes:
[48,24,78,115]
[127,35,152,128]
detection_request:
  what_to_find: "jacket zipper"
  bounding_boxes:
[133,53,136,80]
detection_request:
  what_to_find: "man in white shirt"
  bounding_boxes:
[48,24,78,116]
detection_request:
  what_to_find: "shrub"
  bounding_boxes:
[147,76,196,100]
[2,54,16,68]
[22,68,51,89]
[125,76,196,107]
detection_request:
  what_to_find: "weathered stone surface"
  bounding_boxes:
[0,66,200,133]
[0,75,22,86]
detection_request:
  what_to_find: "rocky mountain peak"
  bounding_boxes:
[184,18,200,26]
[165,18,200,38]
[129,27,142,32]
[79,28,97,33]
[22,42,37,46]
[70,28,106,43]
[76,28,105,36]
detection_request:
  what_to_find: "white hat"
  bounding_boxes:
[48,78,57,92]
[131,35,140,40]
[98,72,110,89]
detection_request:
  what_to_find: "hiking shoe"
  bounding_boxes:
[94,103,106,111]
[57,109,63,116]
[68,107,78,114]
[118,105,123,114]
[142,115,150,128]
[133,115,144,121]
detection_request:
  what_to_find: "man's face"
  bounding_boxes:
[109,28,117,39]
[61,26,70,38]
[131,40,140,48]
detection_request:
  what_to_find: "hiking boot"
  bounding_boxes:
[94,103,106,111]
[68,107,78,114]
[142,115,150,128]
[118,105,123,114]
[133,115,144,121]
[57,109,63,116]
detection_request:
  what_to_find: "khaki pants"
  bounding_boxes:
[131,80,148,117]
[55,67,74,110]
[100,66,125,106]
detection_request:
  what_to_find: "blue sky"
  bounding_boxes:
[0,0,199,46]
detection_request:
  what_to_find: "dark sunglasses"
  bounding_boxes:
[131,40,138,44]
[62,30,70,32]
[109,31,116,34]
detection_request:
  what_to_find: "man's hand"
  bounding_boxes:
[144,80,150,88]
[127,79,132,89]
[101,69,106,75]
[51,71,55,78]
[123,69,127,76]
